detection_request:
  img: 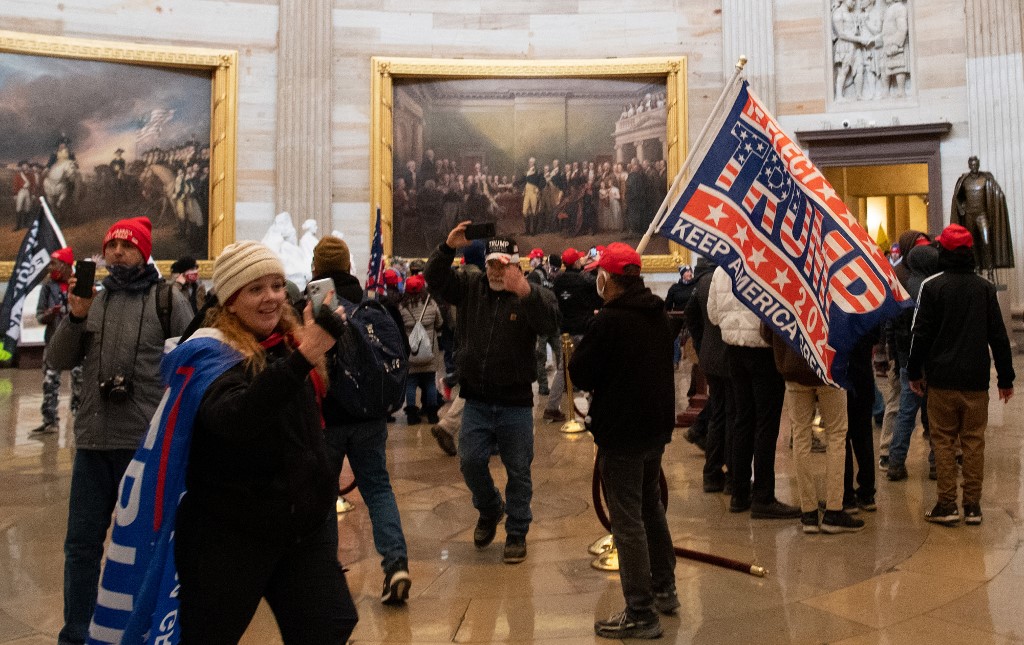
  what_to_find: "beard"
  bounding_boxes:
[487,276,505,291]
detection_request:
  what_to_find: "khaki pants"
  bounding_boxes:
[786,382,848,512]
[522,183,540,216]
[928,388,988,506]
[877,363,899,456]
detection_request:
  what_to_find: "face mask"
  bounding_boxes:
[106,263,146,283]
[50,270,64,282]
[596,270,607,299]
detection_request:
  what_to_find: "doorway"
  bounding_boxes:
[822,163,930,249]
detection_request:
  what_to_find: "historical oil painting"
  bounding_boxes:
[0,50,213,260]
[372,58,688,264]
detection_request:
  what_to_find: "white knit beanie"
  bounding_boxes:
[213,240,285,304]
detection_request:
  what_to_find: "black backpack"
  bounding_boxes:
[327,298,408,419]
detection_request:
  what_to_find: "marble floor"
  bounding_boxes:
[1,357,1023,645]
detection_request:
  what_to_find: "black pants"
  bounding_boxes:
[727,346,784,504]
[599,445,676,620]
[175,509,358,645]
[845,365,876,502]
[703,373,734,483]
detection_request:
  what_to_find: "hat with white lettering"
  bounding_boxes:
[486,237,520,265]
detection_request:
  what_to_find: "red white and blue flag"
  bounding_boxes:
[365,206,386,298]
[658,80,910,388]
[89,331,242,645]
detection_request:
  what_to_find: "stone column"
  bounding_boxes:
[721,0,776,111]
[965,0,1024,311]
[276,0,333,234]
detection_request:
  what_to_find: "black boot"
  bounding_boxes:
[404,405,421,425]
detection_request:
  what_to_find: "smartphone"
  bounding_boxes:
[72,259,96,299]
[464,222,496,240]
[307,277,337,316]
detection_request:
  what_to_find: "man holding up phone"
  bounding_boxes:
[45,217,192,645]
[425,222,559,564]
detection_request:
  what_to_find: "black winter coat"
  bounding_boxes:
[569,283,675,453]
[552,268,602,335]
[182,342,336,537]
[425,243,559,407]
[908,249,1015,391]
[684,264,730,377]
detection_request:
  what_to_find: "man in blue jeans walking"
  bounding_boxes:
[425,223,559,564]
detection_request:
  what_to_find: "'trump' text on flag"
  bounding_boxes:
[658,80,910,388]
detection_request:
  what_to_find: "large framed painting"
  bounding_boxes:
[370,57,687,270]
[0,30,237,278]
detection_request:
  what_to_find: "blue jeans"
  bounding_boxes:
[329,419,407,572]
[60,448,136,645]
[460,400,534,537]
[405,372,440,411]
[889,367,927,467]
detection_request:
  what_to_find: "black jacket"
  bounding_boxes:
[684,262,729,377]
[569,283,675,453]
[551,267,601,335]
[907,249,1015,391]
[426,243,559,406]
[183,343,336,537]
[664,279,696,312]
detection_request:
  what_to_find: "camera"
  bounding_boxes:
[99,375,134,403]
[842,119,851,128]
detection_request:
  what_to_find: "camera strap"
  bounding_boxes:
[97,288,149,385]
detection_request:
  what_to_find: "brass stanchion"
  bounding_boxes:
[559,333,586,434]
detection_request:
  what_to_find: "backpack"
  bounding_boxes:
[406,296,435,367]
[327,298,408,419]
[155,281,175,339]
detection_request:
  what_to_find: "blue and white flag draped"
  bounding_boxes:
[657,80,911,388]
[89,330,242,645]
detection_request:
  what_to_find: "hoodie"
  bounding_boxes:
[569,282,675,453]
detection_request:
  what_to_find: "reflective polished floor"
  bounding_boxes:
[1,357,1023,644]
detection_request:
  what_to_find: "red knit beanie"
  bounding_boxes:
[51,247,74,265]
[104,216,153,260]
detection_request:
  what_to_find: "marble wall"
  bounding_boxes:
[3,0,1022,313]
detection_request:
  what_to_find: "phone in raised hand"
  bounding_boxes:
[306,277,337,316]
[72,259,96,298]
[464,222,496,240]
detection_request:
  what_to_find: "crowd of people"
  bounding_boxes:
[31,207,1015,642]
[393,150,669,251]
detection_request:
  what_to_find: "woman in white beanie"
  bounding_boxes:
[174,240,358,643]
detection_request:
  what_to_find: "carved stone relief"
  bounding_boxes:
[829,0,913,104]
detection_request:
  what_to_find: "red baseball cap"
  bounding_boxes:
[383,269,401,286]
[596,242,641,275]
[561,247,583,267]
[405,274,426,293]
[51,247,74,265]
[937,224,973,250]
[528,248,545,260]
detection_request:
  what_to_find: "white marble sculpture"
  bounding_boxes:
[299,219,319,268]
[261,211,311,289]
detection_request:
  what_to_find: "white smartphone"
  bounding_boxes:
[307,277,337,316]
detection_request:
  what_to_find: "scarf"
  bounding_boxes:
[103,262,161,293]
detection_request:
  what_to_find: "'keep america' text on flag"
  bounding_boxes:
[658,80,910,388]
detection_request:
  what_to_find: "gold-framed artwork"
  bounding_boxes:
[0,30,238,279]
[370,56,688,271]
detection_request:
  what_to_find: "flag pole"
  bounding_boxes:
[636,55,748,256]
[38,197,68,248]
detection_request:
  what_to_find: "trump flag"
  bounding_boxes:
[658,80,910,388]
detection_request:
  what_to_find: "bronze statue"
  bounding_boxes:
[950,156,1014,273]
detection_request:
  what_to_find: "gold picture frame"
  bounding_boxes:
[0,30,238,279]
[370,56,688,272]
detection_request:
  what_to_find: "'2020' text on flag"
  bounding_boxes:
[658,80,911,388]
